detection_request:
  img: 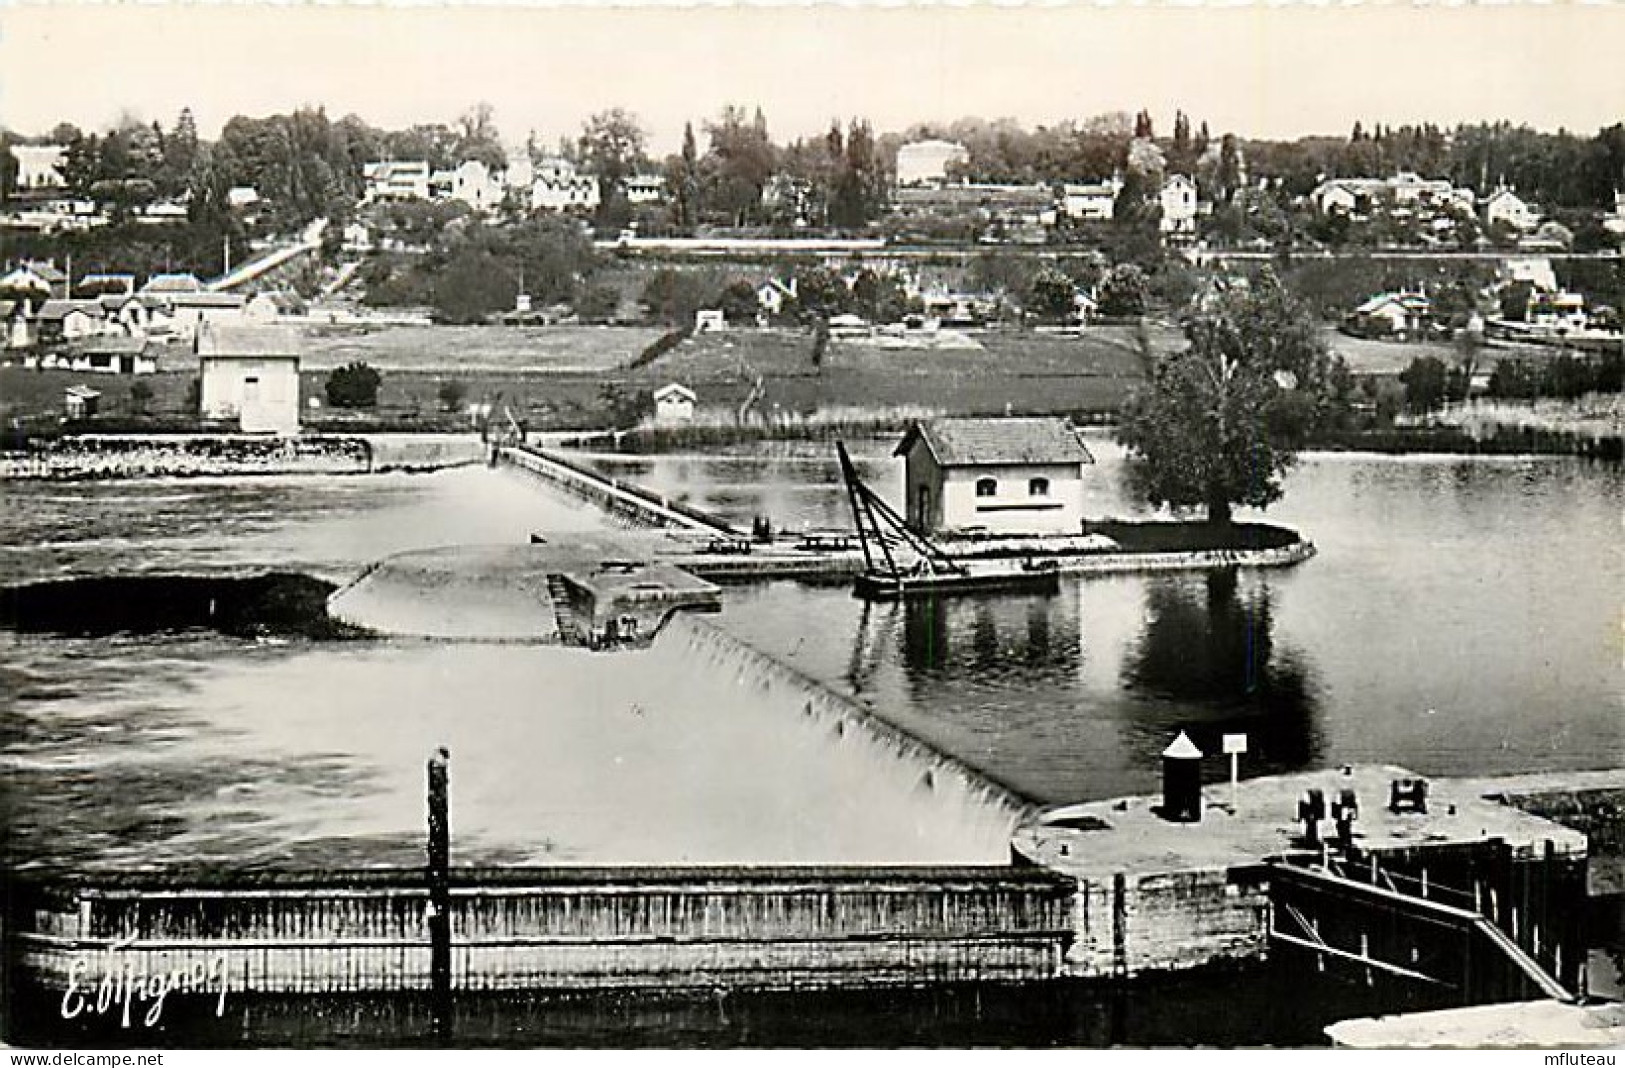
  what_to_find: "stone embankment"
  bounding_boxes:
[0,433,484,480]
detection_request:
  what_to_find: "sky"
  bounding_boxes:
[1,2,1621,152]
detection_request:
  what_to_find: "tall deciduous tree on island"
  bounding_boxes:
[1117,271,1350,525]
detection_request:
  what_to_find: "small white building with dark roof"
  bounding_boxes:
[34,299,106,342]
[894,416,1095,536]
[196,322,302,435]
[652,382,696,425]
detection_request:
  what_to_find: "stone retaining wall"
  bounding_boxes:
[1,435,374,480]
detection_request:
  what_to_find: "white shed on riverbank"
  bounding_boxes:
[894,416,1094,536]
[196,323,301,435]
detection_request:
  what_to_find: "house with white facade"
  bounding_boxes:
[431,160,505,212]
[1159,174,1199,237]
[756,278,797,318]
[1310,180,1368,216]
[1500,257,1559,293]
[1060,179,1123,222]
[652,383,696,425]
[531,159,600,213]
[0,262,69,299]
[137,200,190,225]
[626,174,666,205]
[34,299,107,343]
[11,145,67,190]
[63,336,157,375]
[894,416,1095,537]
[63,385,100,419]
[1346,292,1432,339]
[97,293,151,335]
[1529,291,1588,333]
[1311,174,1475,218]
[362,161,433,202]
[895,140,969,188]
[196,323,302,435]
[1522,220,1574,252]
[0,299,34,349]
[1484,188,1540,232]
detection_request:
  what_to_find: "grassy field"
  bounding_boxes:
[9,317,1586,436]
[0,321,1357,432]
[1323,328,1585,376]
[293,323,666,372]
[617,324,1160,421]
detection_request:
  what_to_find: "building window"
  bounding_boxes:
[975,478,997,498]
[1029,477,1050,497]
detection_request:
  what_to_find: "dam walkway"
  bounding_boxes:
[500,444,741,537]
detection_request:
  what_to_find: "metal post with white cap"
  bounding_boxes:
[1223,733,1248,813]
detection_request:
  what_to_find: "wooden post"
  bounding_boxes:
[427,747,452,1043]
[1111,873,1128,978]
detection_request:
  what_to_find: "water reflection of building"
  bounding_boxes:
[901,590,1082,685]
[1122,570,1322,774]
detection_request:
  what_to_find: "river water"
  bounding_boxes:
[2,441,1620,869]
[594,436,1624,802]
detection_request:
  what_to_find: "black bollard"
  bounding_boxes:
[427,747,452,1042]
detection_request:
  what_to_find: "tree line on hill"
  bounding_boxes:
[11,103,1620,232]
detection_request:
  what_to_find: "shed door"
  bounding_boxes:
[912,485,931,530]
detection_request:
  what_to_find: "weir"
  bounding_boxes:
[649,611,1038,850]
[500,445,740,536]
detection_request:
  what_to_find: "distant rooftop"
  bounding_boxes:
[896,416,1095,468]
[196,323,302,359]
[141,273,204,294]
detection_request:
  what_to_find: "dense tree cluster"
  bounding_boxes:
[1118,272,1352,524]
[1488,353,1623,401]
[361,213,599,323]
[652,109,889,232]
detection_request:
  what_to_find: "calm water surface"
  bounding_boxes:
[598,436,1624,801]
[2,441,1620,871]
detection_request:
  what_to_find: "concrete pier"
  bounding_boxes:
[326,536,725,644]
[1013,765,1602,983]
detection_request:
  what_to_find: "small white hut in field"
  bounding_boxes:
[652,383,696,425]
[894,416,1094,536]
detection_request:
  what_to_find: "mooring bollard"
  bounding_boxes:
[427,746,452,1042]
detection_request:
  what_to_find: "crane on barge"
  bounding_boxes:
[834,441,1060,601]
